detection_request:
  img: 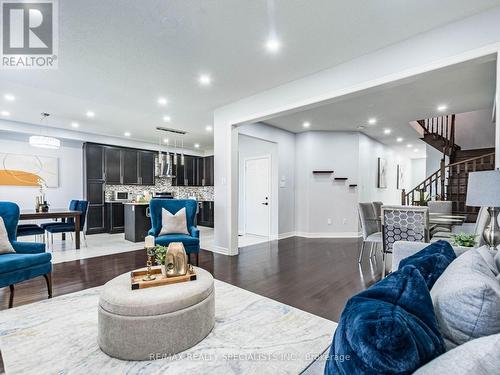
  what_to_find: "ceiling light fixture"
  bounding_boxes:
[1,110,10,116]
[86,111,95,118]
[437,104,447,112]
[163,115,171,122]
[396,137,403,142]
[198,74,212,86]
[368,118,377,125]
[265,37,281,53]
[194,143,200,149]
[302,121,311,129]
[158,97,168,106]
[163,138,169,144]
[71,122,79,128]
[407,144,413,148]
[124,132,131,137]
[29,113,60,150]
[414,148,419,153]
[384,128,391,135]
[205,125,213,132]
[4,94,15,101]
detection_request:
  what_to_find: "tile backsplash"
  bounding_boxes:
[105,177,214,201]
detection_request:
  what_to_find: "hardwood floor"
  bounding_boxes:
[0,236,383,319]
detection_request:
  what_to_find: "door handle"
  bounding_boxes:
[262,202,269,206]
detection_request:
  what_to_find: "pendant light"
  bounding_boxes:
[29,113,61,149]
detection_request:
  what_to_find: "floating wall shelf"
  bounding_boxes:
[312,170,334,174]
[349,184,358,188]
[334,177,348,181]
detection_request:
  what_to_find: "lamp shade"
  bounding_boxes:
[466,170,500,207]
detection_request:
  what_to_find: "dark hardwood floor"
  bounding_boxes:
[0,236,382,320]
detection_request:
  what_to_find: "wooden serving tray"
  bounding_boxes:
[131,266,197,290]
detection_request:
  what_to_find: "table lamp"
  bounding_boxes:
[466,170,500,250]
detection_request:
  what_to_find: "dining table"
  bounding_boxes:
[19,209,82,249]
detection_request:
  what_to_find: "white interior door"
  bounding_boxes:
[244,156,270,236]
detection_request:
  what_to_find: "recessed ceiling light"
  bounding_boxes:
[157,97,168,106]
[396,137,403,142]
[302,121,311,128]
[1,110,10,116]
[163,138,169,144]
[4,94,15,101]
[71,122,79,128]
[437,104,447,112]
[407,144,413,148]
[194,143,200,149]
[265,37,281,53]
[205,125,213,132]
[368,118,377,125]
[198,74,212,86]
[86,111,95,118]
[414,148,419,153]
[384,128,391,135]
[124,132,131,137]
[162,115,171,122]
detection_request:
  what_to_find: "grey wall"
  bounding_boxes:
[454,108,495,150]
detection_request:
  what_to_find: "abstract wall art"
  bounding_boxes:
[377,157,387,189]
[0,153,59,187]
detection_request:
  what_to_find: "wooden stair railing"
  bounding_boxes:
[417,114,459,161]
[401,152,495,206]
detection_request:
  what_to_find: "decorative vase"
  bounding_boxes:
[165,242,188,277]
[160,264,167,278]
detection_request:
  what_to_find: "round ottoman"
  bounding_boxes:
[98,266,215,361]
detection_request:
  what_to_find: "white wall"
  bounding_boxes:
[454,108,495,150]
[426,144,443,177]
[238,134,279,238]
[411,158,426,188]
[294,132,359,236]
[238,123,296,237]
[358,134,412,205]
[214,7,500,255]
[0,132,83,210]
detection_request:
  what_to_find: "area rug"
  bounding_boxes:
[0,280,336,374]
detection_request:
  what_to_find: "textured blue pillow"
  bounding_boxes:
[325,266,445,375]
[398,240,456,289]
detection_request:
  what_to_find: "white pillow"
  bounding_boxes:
[159,207,189,236]
[0,216,15,254]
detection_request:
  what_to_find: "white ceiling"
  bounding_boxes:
[1,0,499,151]
[264,56,497,158]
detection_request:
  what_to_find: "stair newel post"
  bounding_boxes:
[401,189,406,205]
[440,159,446,200]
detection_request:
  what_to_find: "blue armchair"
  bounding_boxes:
[0,202,52,308]
[148,199,200,265]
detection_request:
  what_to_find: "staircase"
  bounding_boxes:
[402,114,495,221]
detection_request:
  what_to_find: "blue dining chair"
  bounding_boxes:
[0,202,52,308]
[43,200,89,248]
[148,199,200,265]
[16,223,45,242]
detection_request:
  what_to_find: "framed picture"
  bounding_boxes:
[397,164,405,190]
[377,157,387,189]
[0,153,59,187]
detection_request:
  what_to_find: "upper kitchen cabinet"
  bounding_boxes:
[139,151,155,185]
[85,143,105,180]
[203,155,214,186]
[122,149,139,185]
[105,147,122,184]
[172,154,214,186]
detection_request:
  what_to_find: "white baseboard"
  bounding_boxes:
[277,232,296,240]
[211,245,230,255]
[291,231,362,239]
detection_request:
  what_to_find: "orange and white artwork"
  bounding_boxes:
[0,153,59,187]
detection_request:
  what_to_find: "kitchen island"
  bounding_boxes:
[124,202,151,242]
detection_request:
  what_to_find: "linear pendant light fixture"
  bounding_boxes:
[29,113,61,149]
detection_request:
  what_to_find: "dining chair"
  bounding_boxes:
[372,201,383,231]
[43,200,89,249]
[16,223,45,242]
[381,205,429,277]
[358,203,382,263]
[427,200,453,235]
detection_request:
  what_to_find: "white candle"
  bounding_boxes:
[144,235,155,249]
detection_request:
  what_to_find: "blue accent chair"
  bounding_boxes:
[43,200,89,248]
[148,199,200,265]
[0,202,52,308]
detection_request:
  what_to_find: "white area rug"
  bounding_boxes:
[0,280,336,374]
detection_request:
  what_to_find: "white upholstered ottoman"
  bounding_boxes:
[98,266,215,361]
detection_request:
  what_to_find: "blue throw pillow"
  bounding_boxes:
[324,266,445,375]
[398,240,456,289]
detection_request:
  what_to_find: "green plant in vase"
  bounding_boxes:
[153,245,168,276]
[451,233,477,248]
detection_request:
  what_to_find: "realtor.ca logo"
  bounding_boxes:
[1,0,58,69]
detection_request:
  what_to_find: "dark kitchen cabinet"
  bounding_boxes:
[172,155,214,187]
[122,149,139,184]
[84,143,106,234]
[172,154,184,186]
[203,155,214,186]
[139,151,155,185]
[106,202,125,233]
[197,201,214,228]
[105,147,122,185]
[184,155,197,186]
